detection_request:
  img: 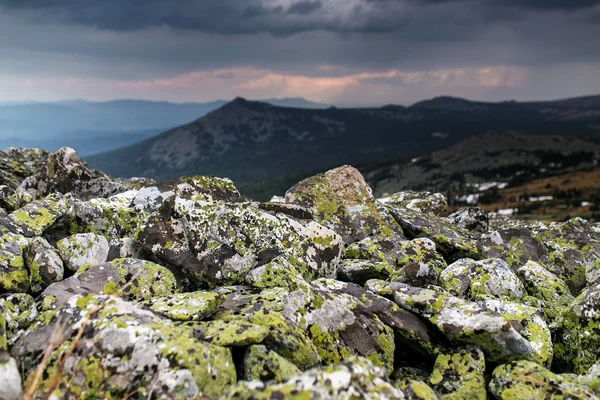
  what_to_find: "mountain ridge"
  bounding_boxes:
[86,94,600,200]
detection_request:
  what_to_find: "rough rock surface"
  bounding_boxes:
[0,147,598,399]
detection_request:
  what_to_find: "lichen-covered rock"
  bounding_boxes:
[489,360,591,399]
[137,198,342,288]
[428,346,486,400]
[285,165,404,245]
[0,147,49,189]
[0,353,22,400]
[144,291,225,321]
[57,232,110,273]
[553,283,600,374]
[0,293,38,347]
[23,236,64,294]
[439,258,526,301]
[211,287,321,370]
[242,345,302,383]
[0,185,21,213]
[395,379,439,399]
[191,320,270,347]
[157,175,242,203]
[66,190,144,238]
[42,258,180,308]
[337,259,393,285]
[387,206,480,262]
[448,207,489,233]
[224,356,403,400]
[12,294,236,399]
[366,280,552,366]
[20,147,126,200]
[480,218,600,294]
[0,228,29,293]
[380,191,448,216]
[517,260,574,322]
[313,279,440,358]
[8,193,68,237]
[343,236,445,287]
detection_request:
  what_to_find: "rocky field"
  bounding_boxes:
[1,146,600,399]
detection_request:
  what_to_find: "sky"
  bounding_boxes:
[0,0,599,106]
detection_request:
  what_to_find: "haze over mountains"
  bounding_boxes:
[0,97,328,156]
[86,94,600,200]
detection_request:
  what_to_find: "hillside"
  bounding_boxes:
[0,97,329,156]
[87,95,600,200]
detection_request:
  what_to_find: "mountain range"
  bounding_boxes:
[86,94,600,200]
[0,97,329,156]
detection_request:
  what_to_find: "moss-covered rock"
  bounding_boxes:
[12,294,236,399]
[138,198,342,288]
[428,346,486,400]
[387,206,480,262]
[0,293,38,348]
[517,260,574,323]
[144,291,225,321]
[552,283,600,374]
[56,232,110,273]
[191,319,270,346]
[42,258,181,308]
[439,258,526,301]
[366,280,552,366]
[380,191,448,216]
[489,360,591,399]
[23,236,64,294]
[480,219,600,295]
[448,207,489,234]
[285,165,404,245]
[224,356,403,399]
[337,259,393,285]
[0,228,30,293]
[242,345,302,383]
[8,193,68,237]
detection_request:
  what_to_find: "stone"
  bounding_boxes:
[20,147,126,200]
[553,283,600,374]
[387,206,480,262]
[8,193,68,237]
[23,236,64,294]
[242,345,302,383]
[448,207,489,233]
[439,258,526,301]
[516,260,574,323]
[285,165,404,245]
[42,258,181,308]
[428,346,486,400]
[223,356,403,400]
[0,294,38,347]
[137,198,342,288]
[0,228,29,293]
[380,191,448,216]
[489,361,590,399]
[0,353,22,400]
[366,280,552,366]
[144,291,225,321]
[12,294,236,399]
[57,232,110,273]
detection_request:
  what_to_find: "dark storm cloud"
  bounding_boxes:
[287,1,323,15]
[1,0,597,36]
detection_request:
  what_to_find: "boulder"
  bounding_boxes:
[57,232,110,273]
[380,191,448,216]
[23,237,64,294]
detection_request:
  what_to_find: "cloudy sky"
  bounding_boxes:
[0,0,599,105]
